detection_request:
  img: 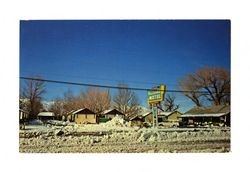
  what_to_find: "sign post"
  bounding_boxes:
[152,103,158,128]
[147,85,166,128]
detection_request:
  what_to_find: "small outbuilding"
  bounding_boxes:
[142,111,153,124]
[65,109,75,122]
[158,111,182,127]
[129,110,152,127]
[73,108,97,124]
[19,109,29,129]
[158,111,182,122]
[101,109,125,120]
[129,115,144,127]
[37,112,55,121]
[19,109,29,122]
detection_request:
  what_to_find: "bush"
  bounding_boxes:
[99,118,110,123]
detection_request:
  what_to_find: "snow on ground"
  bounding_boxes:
[19,117,230,153]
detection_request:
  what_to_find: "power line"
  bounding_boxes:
[21,70,167,86]
[20,76,230,95]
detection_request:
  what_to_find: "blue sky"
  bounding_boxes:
[20,20,230,112]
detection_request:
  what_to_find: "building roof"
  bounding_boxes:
[129,110,152,120]
[181,105,230,118]
[37,112,55,117]
[129,114,142,121]
[185,105,230,114]
[67,109,75,115]
[141,110,152,117]
[159,111,173,116]
[72,108,95,115]
[181,112,229,118]
[159,111,181,117]
[19,109,28,114]
[102,109,125,115]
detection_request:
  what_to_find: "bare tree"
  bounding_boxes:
[48,89,81,121]
[50,88,111,120]
[21,77,46,119]
[83,87,111,114]
[63,89,74,111]
[113,84,141,117]
[179,67,230,106]
[48,98,65,119]
[195,67,230,105]
[163,94,180,111]
[179,74,203,106]
[61,89,81,113]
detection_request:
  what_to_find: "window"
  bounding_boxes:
[158,118,163,122]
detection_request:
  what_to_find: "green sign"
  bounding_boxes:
[147,85,166,105]
[148,91,162,101]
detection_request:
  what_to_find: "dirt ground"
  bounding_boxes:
[19,122,230,153]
